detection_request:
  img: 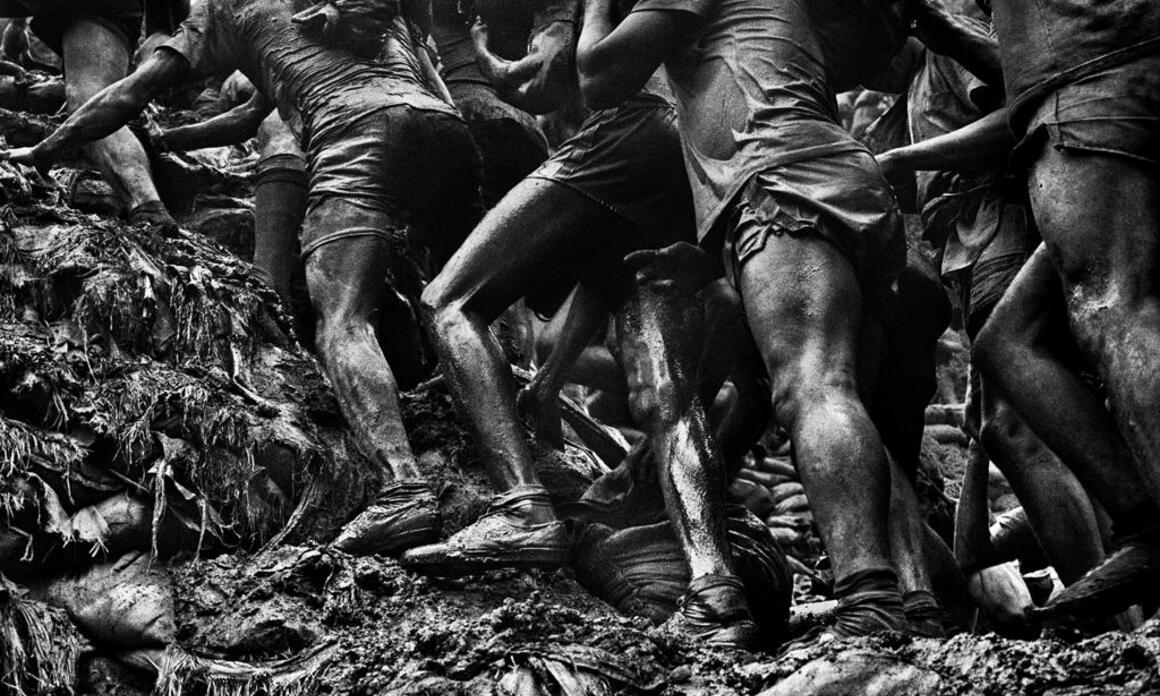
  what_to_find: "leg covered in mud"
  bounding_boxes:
[617,243,760,649]
[405,180,636,574]
[737,230,907,642]
[61,17,172,227]
[304,206,441,556]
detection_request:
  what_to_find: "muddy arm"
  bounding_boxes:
[159,90,275,151]
[471,14,575,114]
[877,107,1012,179]
[576,0,696,109]
[0,49,190,166]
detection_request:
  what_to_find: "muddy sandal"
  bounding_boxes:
[400,485,569,575]
[331,480,441,556]
[670,574,760,650]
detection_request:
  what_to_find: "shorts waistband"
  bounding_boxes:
[300,226,405,260]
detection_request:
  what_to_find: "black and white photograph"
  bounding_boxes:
[0,0,1158,693]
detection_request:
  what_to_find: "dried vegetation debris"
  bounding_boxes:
[0,174,373,556]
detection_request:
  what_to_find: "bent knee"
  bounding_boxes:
[768,368,859,429]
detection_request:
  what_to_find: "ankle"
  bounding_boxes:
[496,484,557,525]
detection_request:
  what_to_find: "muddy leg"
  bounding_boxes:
[307,223,441,555]
[974,246,1154,532]
[616,274,758,648]
[61,18,167,218]
[738,231,906,637]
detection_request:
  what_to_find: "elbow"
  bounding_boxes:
[578,75,618,110]
[576,49,629,110]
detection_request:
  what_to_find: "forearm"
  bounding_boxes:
[163,103,271,151]
[38,84,151,160]
[884,108,1012,174]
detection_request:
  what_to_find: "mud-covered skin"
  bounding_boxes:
[57,15,170,217]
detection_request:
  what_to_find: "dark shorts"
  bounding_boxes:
[527,97,696,239]
[448,81,549,206]
[1014,53,1160,169]
[933,180,1039,339]
[25,0,141,55]
[958,209,1039,341]
[301,104,483,265]
[719,148,906,307]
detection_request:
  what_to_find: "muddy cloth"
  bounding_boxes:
[301,106,483,262]
[909,40,1006,279]
[431,6,488,87]
[450,81,549,206]
[632,0,902,241]
[160,0,455,143]
[522,72,694,315]
[162,0,481,260]
[952,192,1038,340]
[1014,55,1160,170]
[527,72,692,235]
[719,150,905,307]
[991,0,1160,135]
[0,0,142,54]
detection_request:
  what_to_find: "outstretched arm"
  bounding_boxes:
[576,0,696,109]
[157,90,275,152]
[908,0,1002,89]
[0,49,190,166]
[877,106,1012,180]
[471,14,575,114]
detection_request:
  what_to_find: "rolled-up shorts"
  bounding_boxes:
[720,147,906,309]
[1014,52,1160,169]
[528,97,696,241]
[957,202,1039,341]
[21,0,141,54]
[448,81,549,205]
[301,104,484,268]
[522,97,697,315]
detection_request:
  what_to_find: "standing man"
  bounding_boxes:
[911,0,1160,617]
[0,0,185,227]
[412,0,772,648]
[1,0,485,557]
[576,0,940,640]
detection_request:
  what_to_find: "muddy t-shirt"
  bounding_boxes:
[991,0,1160,131]
[631,0,868,239]
[162,0,454,143]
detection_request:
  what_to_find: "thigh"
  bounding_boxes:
[428,177,636,324]
[59,16,131,101]
[736,226,864,391]
[303,199,399,320]
[1028,147,1160,295]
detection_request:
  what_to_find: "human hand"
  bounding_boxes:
[624,242,720,295]
[0,145,46,171]
[142,118,169,153]
[469,16,489,49]
[966,563,1035,635]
